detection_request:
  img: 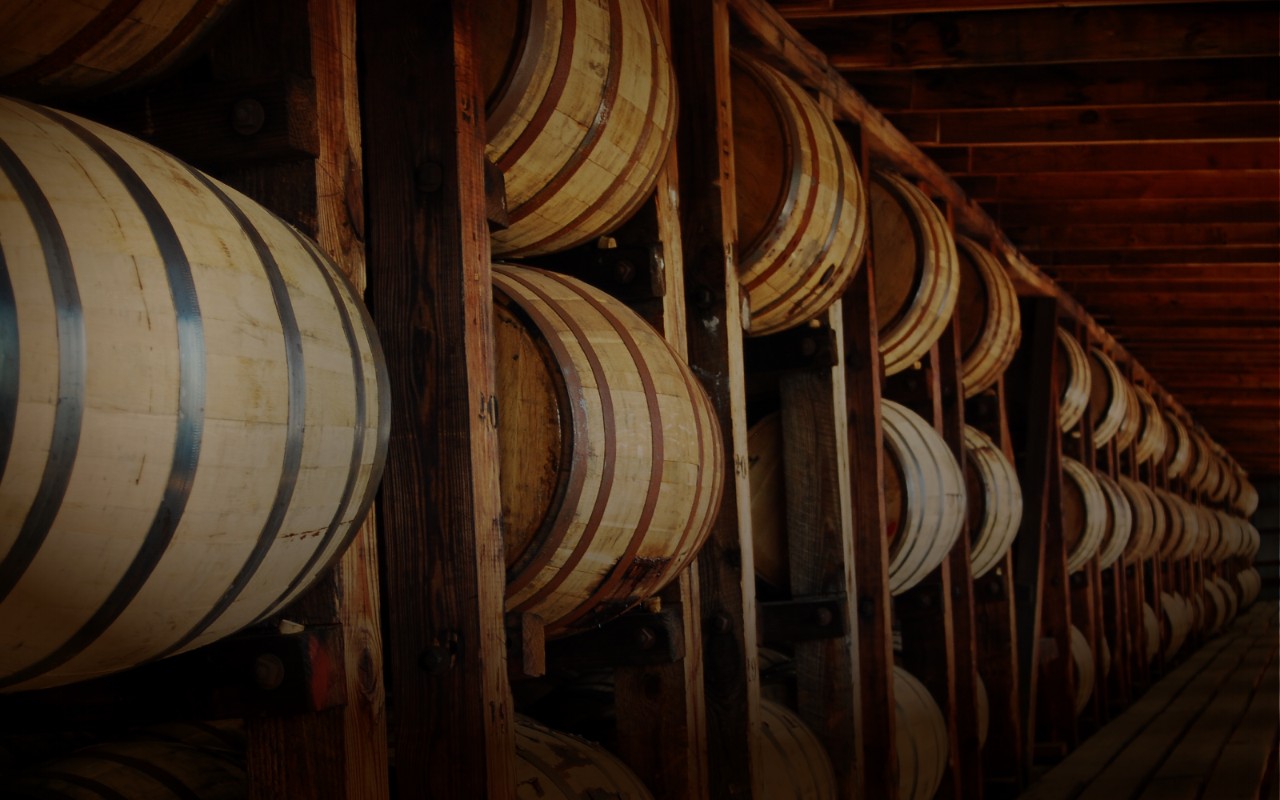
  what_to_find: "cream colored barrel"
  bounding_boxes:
[516,717,655,800]
[1155,489,1185,560]
[976,672,990,750]
[1206,440,1236,503]
[0,1,236,97]
[1094,471,1133,569]
[1167,494,1200,560]
[494,264,723,636]
[1203,579,1231,634]
[870,170,960,375]
[1236,567,1261,607]
[882,399,967,595]
[1214,576,1239,628]
[1070,625,1095,715]
[1132,385,1168,465]
[1056,329,1091,432]
[1164,413,1192,479]
[1143,602,1160,662]
[748,412,788,590]
[954,236,1020,398]
[1196,505,1221,560]
[1160,592,1191,660]
[5,736,247,799]
[1062,458,1107,573]
[895,665,949,800]
[1213,512,1242,562]
[759,699,839,800]
[0,99,389,693]
[1118,477,1156,561]
[479,0,676,257]
[1113,379,1142,452]
[964,425,1022,580]
[1185,428,1213,492]
[731,52,867,336]
[1088,348,1129,448]
[1236,478,1259,517]
[1243,521,1261,559]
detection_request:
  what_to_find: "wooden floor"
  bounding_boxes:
[1023,602,1279,800]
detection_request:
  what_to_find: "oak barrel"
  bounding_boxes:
[870,170,960,375]
[0,99,389,692]
[6,735,246,799]
[1112,377,1142,452]
[516,716,654,799]
[882,399,968,595]
[1093,471,1133,569]
[1236,567,1261,608]
[1087,348,1129,448]
[1118,477,1162,561]
[0,1,235,97]
[964,425,1022,580]
[494,264,723,636]
[479,0,677,257]
[1160,592,1191,661]
[954,235,1020,398]
[1069,625,1094,715]
[1164,412,1192,479]
[1185,428,1213,493]
[1154,489,1185,560]
[1235,477,1259,517]
[1055,328,1091,433]
[1061,457,1107,573]
[1166,493,1200,560]
[731,52,867,336]
[1195,504,1221,561]
[759,699,839,800]
[895,665,949,800]
[1132,385,1168,465]
[1211,576,1238,630]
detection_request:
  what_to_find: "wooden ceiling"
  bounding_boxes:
[767,0,1280,478]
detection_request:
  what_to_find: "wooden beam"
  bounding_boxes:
[1062,278,1279,294]
[1008,223,1280,250]
[925,141,1280,175]
[1054,263,1280,284]
[1036,246,1280,266]
[1111,325,1280,343]
[1155,390,1280,409]
[842,57,1280,111]
[797,4,1278,70]
[995,199,1280,226]
[774,0,1253,17]
[960,172,1280,202]
[889,103,1279,146]
[360,1,515,797]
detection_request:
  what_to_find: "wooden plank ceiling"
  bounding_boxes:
[767,0,1280,478]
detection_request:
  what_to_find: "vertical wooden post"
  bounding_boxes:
[842,125,900,800]
[1007,295,1061,769]
[671,1,762,796]
[360,1,515,797]
[970,377,1025,799]
[779,298,860,800]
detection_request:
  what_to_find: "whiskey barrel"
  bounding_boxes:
[1112,378,1142,452]
[732,52,867,336]
[0,98,389,693]
[882,399,968,595]
[1056,329,1091,433]
[1118,477,1161,561]
[0,0,236,97]
[1243,521,1261,559]
[759,699,839,800]
[479,0,677,257]
[5,736,247,799]
[870,170,960,376]
[1061,457,1107,574]
[1212,576,1239,630]
[895,665,949,800]
[748,412,788,590]
[1094,471,1133,569]
[494,264,723,636]
[516,717,654,800]
[1069,625,1094,715]
[1160,592,1191,661]
[1087,348,1129,448]
[964,425,1022,580]
[1212,511,1241,562]
[1132,385,1168,465]
[1166,493,1200,560]
[1196,505,1221,561]
[954,235,1020,398]
[1154,489,1185,560]
[1164,413,1192,479]
[1236,567,1261,608]
[1235,477,1259,517]
[1185,428,1213,493]
[1143,602,1160,662]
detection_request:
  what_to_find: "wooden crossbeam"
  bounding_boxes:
[793,4,1278,70]
[1034,246,1280,266]
[843,57,1279,112]
[961,172,1280,202]
[995,199,1280,226]
[925,142,1279,175]
[889,103,1279,146]
[774,0,1250,18]
[1009,224,1280,250]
